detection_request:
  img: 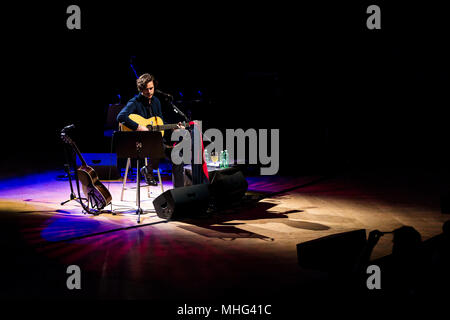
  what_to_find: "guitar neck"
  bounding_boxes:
[72,143,87,167]
[148,123,184,131]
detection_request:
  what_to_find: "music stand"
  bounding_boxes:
[114,131,165,223]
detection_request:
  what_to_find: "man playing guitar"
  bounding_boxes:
[117,73,185,187]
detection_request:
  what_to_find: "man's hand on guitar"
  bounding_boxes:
[137,125,149,131]
[177,122,185,130]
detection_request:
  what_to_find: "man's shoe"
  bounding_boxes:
[140,166,158,186]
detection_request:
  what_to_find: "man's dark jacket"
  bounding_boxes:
[117,93,163,131]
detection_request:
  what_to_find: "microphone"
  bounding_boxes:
[62,124,75,132]
[156,89,173,99]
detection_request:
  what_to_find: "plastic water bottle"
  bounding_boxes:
[204,149,210,164]
[219,151,224,168]
[224,150,229,168]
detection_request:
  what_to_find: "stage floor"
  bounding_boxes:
[0,166,448,304]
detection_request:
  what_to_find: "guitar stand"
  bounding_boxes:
[60,139,89,209]
[61,131,112,216]
[85,190,113,215]
[113,131,165,223]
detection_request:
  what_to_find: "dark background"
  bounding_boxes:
[2,1,449,175]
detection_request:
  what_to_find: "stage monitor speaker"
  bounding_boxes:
[76,153,120,180]
[209,168,248,206]
[296,229,367,272]
[153,184,210,220]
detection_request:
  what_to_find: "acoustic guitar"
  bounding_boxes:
[120,114,188,136]
[61,133,112,210]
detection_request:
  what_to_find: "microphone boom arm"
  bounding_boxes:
[169,100,189,122]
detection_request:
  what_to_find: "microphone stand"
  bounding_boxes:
[165,97,210,185]
[167,96,212,144]
[167,96,190,122]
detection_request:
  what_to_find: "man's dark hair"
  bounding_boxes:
[136,73,157,92]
